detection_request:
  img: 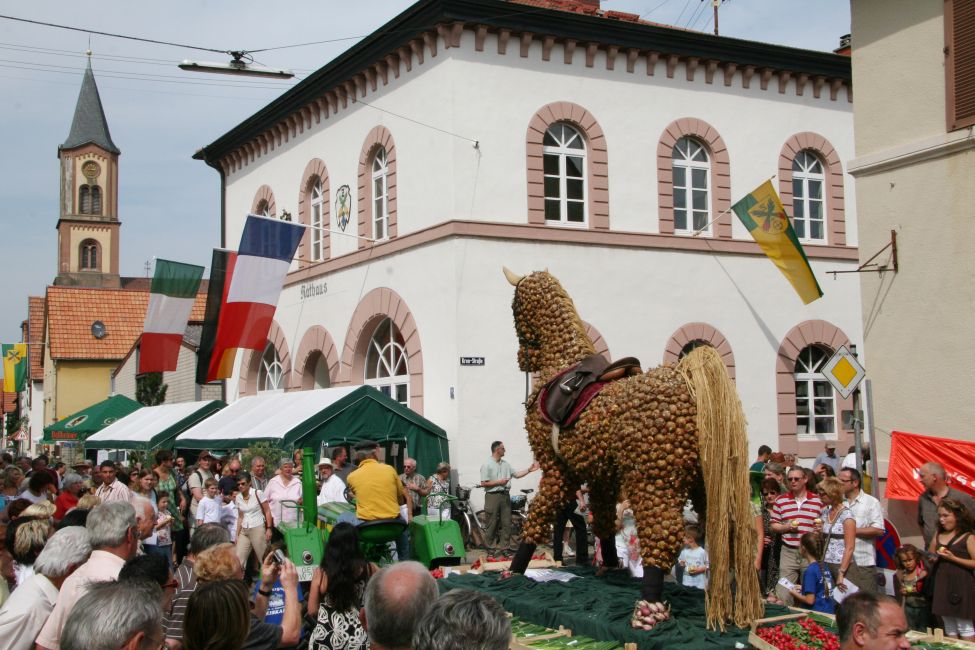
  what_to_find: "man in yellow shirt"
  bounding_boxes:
[341,441,412,559]
[346,442,405,521]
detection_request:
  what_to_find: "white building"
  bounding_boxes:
[196,0,862,497]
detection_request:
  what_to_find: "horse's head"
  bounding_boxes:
[504,267,593,374]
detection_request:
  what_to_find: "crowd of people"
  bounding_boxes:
[750,444,975,642]
[1,439,973,648]
[0,447,514,650]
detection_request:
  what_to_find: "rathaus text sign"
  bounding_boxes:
[300,281,328,301]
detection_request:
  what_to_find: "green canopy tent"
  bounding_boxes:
[42,395,143,444]
[85,400,226,451]
[175,386,449,475]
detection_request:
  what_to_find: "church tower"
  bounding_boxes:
[55,59,121,288]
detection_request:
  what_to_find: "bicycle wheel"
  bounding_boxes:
[510,512,525,548]
[459,513,476,550]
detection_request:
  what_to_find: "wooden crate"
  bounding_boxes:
[748,612,809,650]
[907,629,975,648]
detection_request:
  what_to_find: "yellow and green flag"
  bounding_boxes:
[732,180,823,304]
[2,343,28,393]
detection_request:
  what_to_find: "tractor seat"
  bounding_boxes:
[357,517,408,545]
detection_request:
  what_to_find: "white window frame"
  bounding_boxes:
[80,240,98,270]
[794,345,837,439]
[310,178,325,261]
[372,148,388,241]
[258,344,285,393]
[364,318,409,407]
[792,151,826,244]
[672,137,712,236]
[542,123,587,227]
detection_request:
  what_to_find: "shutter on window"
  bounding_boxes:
[947,0,975,130]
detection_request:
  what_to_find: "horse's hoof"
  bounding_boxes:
[631,600,670,630]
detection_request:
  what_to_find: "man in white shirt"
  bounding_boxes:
[839,467,885,594]
[316,457,347,504]
[35,501,140,650]
[0,527,91,650]
[94,461,132,503]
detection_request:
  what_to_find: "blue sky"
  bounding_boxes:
[0,0,850,345]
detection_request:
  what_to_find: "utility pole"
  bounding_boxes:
[713,0,720,36]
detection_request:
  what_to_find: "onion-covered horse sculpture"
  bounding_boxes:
[504,268,762,631]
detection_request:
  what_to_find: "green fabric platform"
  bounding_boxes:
[438,566,789,650]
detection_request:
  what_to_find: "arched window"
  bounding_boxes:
[256,200,270,217]
[791,151,826,243]
[364,317,409,406]
[678,340,712,360]
[371,148,389,241]
[309,353,330,389]
[79,185,101,215]
[80,240,99,270]
[795,345,836,436]
[310,178,325,261]
[672,137,711,235]
[258,343,284,392]
[543,123,587,225]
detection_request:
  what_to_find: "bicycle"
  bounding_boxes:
[452,485,487,550]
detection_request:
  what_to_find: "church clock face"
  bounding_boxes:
[81,160,101,180]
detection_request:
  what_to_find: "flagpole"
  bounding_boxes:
[690,173,776,237]
[246,213,377,243]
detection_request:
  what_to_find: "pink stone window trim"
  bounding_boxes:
[778,133,847,247]
[775,320,854,457]
[657,118,732,238]
[297,158,330,265]
[357,126,398,250]
[338,287,424,415]
[662,323,736,380]
[526,101,609,230]
[251,185,276,217]
[294,325,339,390]
[239,320,292,396]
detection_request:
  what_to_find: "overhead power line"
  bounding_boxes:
[0,14,228,54]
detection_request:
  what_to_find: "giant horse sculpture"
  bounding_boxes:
[503,268,762,631]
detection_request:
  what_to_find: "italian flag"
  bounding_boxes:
[139,259,204,373]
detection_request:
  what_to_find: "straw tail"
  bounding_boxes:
[677,346,764,631]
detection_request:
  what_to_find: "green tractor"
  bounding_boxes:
[278,448,466,578]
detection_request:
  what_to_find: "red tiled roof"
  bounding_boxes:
[1,392,17,413]
[508,0,671,29]
[46,286,207,360]
[28,296,45,379]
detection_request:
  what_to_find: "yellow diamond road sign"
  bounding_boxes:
[823,345,865,399]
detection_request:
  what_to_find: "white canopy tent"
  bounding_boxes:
[173,386,450,475]
[174,386,363,449]
[84,400,226,450]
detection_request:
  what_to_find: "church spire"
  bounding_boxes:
[61,59,119,154]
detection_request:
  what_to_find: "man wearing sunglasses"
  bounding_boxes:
[769,467,823,605]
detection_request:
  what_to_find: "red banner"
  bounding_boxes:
[886,430,975,501]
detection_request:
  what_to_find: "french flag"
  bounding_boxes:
[203,215,304,382]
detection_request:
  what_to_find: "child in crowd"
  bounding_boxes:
[677,525,708,589]
[614,496,642,578]
[791,532,835,614]
[220,488,238,542]
[196,479,222,528]
[151,493,174,570]
[893,544,929,631]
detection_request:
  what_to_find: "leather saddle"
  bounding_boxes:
[538,354,642,428]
